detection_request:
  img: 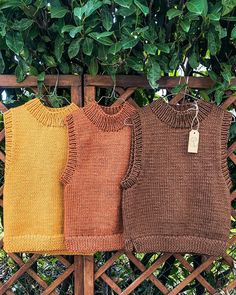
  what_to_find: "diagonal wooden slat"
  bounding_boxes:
[0,282,14,295]
[168,256,216,295]
[228,142,236,157]
[56,256,71,268]
[126,252,169,294]
[100,273,122,294]
[221,94,236,109]
[0,254,40,294]
[231,190,236,201]
[95,251,124,280]
[0,151,5,162]
[121,254,172,295]
[6,253,57,295]
[0,102,8,113]
[41,264,74,295]
[0,129,5,142]
[174,254,216,294]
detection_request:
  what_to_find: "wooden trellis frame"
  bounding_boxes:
[0,74,235,294]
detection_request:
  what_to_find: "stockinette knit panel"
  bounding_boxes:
[121,98,232,256]
[61,101,137,252]
[3,98,82,254]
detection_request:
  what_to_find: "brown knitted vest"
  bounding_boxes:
[121,98,232,256]
[61,101,137,252]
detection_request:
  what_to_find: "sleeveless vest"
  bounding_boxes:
[61,101,137,252]
[121,98,232,256]
[3,98,80,254]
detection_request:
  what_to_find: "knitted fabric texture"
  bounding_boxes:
[61,101,137,253]
[121,98,232,256]
[3,98,82,254]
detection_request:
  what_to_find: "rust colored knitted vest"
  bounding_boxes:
[121,98,232,256]
[61,101,137,252]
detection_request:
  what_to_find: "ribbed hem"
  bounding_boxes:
[221,111,232,189]
[3,110,13,174]
[25,98,78,127]
[65,233,124,252]
[60,114,77,185]
[83,101,136,132]
[150,98,213,128]
[125,235,228,256]
[121,112,142,189]
[3,234,82,254]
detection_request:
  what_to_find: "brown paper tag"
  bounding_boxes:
[188,130,199,153]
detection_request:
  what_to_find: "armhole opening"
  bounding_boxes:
[4,110,13,175]
[60,114,78,185]
[221,111,232,190]
[121,112,142,189]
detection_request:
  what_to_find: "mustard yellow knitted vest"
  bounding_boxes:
[3,98,79,254]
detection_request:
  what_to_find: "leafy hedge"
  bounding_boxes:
[0,0,235,103]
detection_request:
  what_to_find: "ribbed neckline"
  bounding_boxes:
[83,101,136,132]
[25,98,78,127]
[150,98,214,128]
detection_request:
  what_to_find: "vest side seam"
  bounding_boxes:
[60,114,77,185]
[220,109,232,190]
[3,109,14,176]
[121,112,142,189]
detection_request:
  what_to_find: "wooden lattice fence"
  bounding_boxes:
[0,75,235,295]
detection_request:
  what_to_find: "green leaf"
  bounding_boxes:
[231,25,236,39]
[89,31,114,39]
[0,51,5,74]
[166,8,182,20]
[207,29,218,55]
[59,61,70,74]
[15,63,26,82]
[69,26,83,38]
[12,18,33,31]
[85,1,103,18]
[108,42,122,55]
[189,51,199,68]
[208,70,218,81]
[114,0,133,8]
[82,37,93,56]
[143,44,157,55]
[186,0,208,16]
[0,12,6,37]
[208,12,221,21]
[88,57,98,75]
[222,0,236,16]
[102,9,113,31]
[61,25,75,34]
[121,38,139,49]
[68,38,81,59]
[37,71,45,82]
[180,18,191,32]
[156,43,170,53]
[6,31,24,54]
[169,51,179,70]
[54,35,64,62]
[43,55,57,67]
[28,66,38,76]
[74,6,86,20]
[89,33,113,46]
[117,5,136,16]
[215,89,224,104]
[134,0,149,16]
[126,56,143,71]
[147,58,161,89]
[0,0,20,9]
[50,6,68,18]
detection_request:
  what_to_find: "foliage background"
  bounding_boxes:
[0,0,236,294]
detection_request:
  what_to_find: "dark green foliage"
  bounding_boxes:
[0,0,234,100]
